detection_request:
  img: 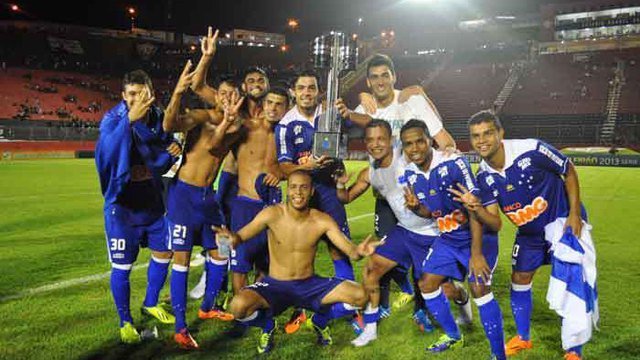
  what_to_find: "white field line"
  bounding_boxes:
[0,212,373,302]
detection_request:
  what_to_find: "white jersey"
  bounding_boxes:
[368,147,439,236]
[354,89,444,147]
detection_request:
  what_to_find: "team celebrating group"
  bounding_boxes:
[95,27,597,360]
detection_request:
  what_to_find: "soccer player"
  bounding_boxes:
[467,110,591,360]
[162,40,245,349]
[336,53,469,325]
[334,119,440,346]
[95,69,180,343]
[275,71,361,333]
[401,119,506,359]
[214,171,379,354]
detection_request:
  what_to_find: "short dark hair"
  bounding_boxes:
[467,110,503,130]
[122,70,153,91]
[366,119,392,137]
[215,74,238,89]
[400,119,430,138]
[367,54,395,77]
[291,70,320,89]
[242,67,268,82]
[267,86,290,102]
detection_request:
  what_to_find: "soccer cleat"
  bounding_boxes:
[284,309,307,334]
[379,306,391,319]
[174,328,199,350]
[120,322,142,344]
[426,334,464,353]
[350,313,364,335]
[505,335,533,356]
[188,272,206,299]
[350,328,377,347]
[455,287,473,326]
[306,316,333,346]
[198,308,234,321]
[564,352,582,360]
[392,292,414,309]
[141,305,176,324]
[412,309,434,333]
[257,321,276,354]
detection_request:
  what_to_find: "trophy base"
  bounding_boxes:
[313,132,341,159]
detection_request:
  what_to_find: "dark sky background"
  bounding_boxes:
[2,0,581,38]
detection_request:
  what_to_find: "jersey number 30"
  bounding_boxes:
[110,238,126,251]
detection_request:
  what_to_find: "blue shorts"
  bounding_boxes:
[512,233,552,272]
[230,196,269,274]
[422,234,499,284]
[245,275,344,315]
[375,226,436,278]
[104,204,168,266]
[311,182,350,238]
[166,179,224,251]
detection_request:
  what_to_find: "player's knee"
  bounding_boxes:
[441,282,458,299]
[364,260,386,283]
[151,250,172,260]
[352,285,368,308]
[469,283,490,298]
[229,294,251,318]
[418,275,439,294]
[511,271,535,285]
[172,251,190,266]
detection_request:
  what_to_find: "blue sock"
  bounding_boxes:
[423,288,461,339]
[511,283,533,341]
[363,305,380,325]
[392,270,414,295]
[143,256,170,308]
[330,302,356,319]
[171,264,189,333]
[332,258,355,281]
[312,311,331,329]
[476,293,506,360]
[568,346,583,355]
[237,310,275,332]
[200,256,228,312]
[110,266,133,327]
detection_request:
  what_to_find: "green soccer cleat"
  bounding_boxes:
[141,305,176,324]
[426,334,464,353]
[392,292,414,309]
[120,322,142,344]
[257,321,277,354]
[306,315,333,346]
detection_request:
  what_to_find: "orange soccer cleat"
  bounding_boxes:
[198,308,234,321]
[174,328,199,350]
[564,351,582,360]
[284,309,307,334]
[505,335,533,356]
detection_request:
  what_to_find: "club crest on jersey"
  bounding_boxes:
[517,157,531,171]
[407,173,418,185]
[438,166,448,178]
[485,175,495,186]
[504,196,548,226]
[294,125,302,135]
[436,209,467,233]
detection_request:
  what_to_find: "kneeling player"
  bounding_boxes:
[401,120,506,359]
[215,171,379,354]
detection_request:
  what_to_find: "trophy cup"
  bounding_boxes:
[311,31,358,159]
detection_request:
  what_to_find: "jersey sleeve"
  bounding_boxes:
[404,168,428,203]
[275,123,294,163]
[451,157,479,195]
[405,95,444,138]
[476,173,498,206]
[531,140,569,175]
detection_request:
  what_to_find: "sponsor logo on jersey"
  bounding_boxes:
[429,189,437,196]
[538,145,565,167]
[436,209,468,233]
[506,184,515,192]
[294,137,304,144]
[486,175,495,186]
[504,196,548,226]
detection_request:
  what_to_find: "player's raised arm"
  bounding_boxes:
[163,60,201,132]
[336,97,373,128]
[336,166,370,203]
[190,26,219,107]
[205,92,244,150]
[404,185,432,218]
[448,183,502,232]
[213,206,275,249]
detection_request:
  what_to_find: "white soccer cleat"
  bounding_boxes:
[455,287,473,326]
[350,329,377,347]
[189,271,207,299]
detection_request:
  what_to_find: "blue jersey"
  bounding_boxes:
[275,105,338,185]
[476,139,585,236]
[405,152,480,247]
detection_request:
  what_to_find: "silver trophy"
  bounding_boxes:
[311,32,358,159]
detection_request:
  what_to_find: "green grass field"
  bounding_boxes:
[0,159,639,360]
